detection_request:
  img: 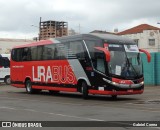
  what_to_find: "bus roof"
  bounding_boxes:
[55,33,135,44]
[12,33,136,49]
[12,40,53,49]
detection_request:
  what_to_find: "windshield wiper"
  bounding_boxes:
[125,57,138,77]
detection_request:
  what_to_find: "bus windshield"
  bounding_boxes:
[108,44,142,78]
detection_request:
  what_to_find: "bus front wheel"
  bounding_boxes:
[81,81,88,99]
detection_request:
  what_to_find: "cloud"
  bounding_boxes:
[0,0,159,38]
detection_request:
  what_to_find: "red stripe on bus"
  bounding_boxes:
[89,90,143,95]
[32,85,77,92]
[12,84,25,88]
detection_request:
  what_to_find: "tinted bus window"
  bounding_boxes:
[31,46,37,60]
[1,57,10,68]
[55,44,66,60]
[37,46,43,60]
[64,42,76,59]
[85,40,106,73]
[42,45,55,60]
[94,52,106,73]
[85,40,103,58]
[22,48,31,61]
[11,48,23,61]
[68,41,85,59]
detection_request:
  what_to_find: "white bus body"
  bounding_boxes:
[0,54,10,84]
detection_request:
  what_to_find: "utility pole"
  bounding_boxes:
[76,23,81,34]
[39,17,42,41]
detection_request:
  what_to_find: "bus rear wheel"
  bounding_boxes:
[25,80,41,94]
[49,90,59,95]
[4,76,10,85]
[81,81,88,99]
[25,80,33,94]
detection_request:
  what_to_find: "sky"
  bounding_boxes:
[0,0,160,39]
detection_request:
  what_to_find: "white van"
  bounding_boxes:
[0,54,10,84]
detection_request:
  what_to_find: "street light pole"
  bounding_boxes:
[31,25,40,41]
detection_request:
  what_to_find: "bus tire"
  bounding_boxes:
[4,76,11,85]
[111,95,117,100]
[81,81,88,99]
[25,80,41,94]
[49,90,59,95]
[25,80,34,94]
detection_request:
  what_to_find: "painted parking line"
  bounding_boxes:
[0,96,160,113]
[0,106,104,121]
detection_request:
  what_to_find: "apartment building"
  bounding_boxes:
[39,20,68,40]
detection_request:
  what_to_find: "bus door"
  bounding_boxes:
[11,48,24,82]
[84,40,108,87]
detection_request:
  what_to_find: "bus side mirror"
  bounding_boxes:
[139,49,151,63]
[94,47,110,62]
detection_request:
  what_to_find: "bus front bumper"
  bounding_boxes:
[89,89,144,95]
[103,78,144,89]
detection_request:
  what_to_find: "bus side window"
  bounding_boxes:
[37,46,43,60]
[12,48,23,61]
[22,48,31,61]
[43,47,53,60]
[3,57,10,68]
[54,46,58,59]
[95,51,105,73]
[0,57,10,68]
[42,44,55,60]
[55,44,66,60]
[69,41,85,59]
[31,47,37,60]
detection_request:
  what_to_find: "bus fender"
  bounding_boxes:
[24,76,32,83]
[78,77,91,86]
[77,77,91,92]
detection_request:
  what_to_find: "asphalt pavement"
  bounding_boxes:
[0,84,160,130]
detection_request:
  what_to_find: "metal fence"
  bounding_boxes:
[141,52,160,85]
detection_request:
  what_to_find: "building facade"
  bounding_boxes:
[118,24,160,52]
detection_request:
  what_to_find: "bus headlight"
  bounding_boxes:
[140,81,144,85]
[112,82,118,85]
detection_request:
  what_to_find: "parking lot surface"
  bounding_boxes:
[0,84,160,130]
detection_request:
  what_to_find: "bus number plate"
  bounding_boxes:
[127,89,133,92]
[99,87,104,91]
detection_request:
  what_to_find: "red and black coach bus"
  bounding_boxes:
[11,33,151,99]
